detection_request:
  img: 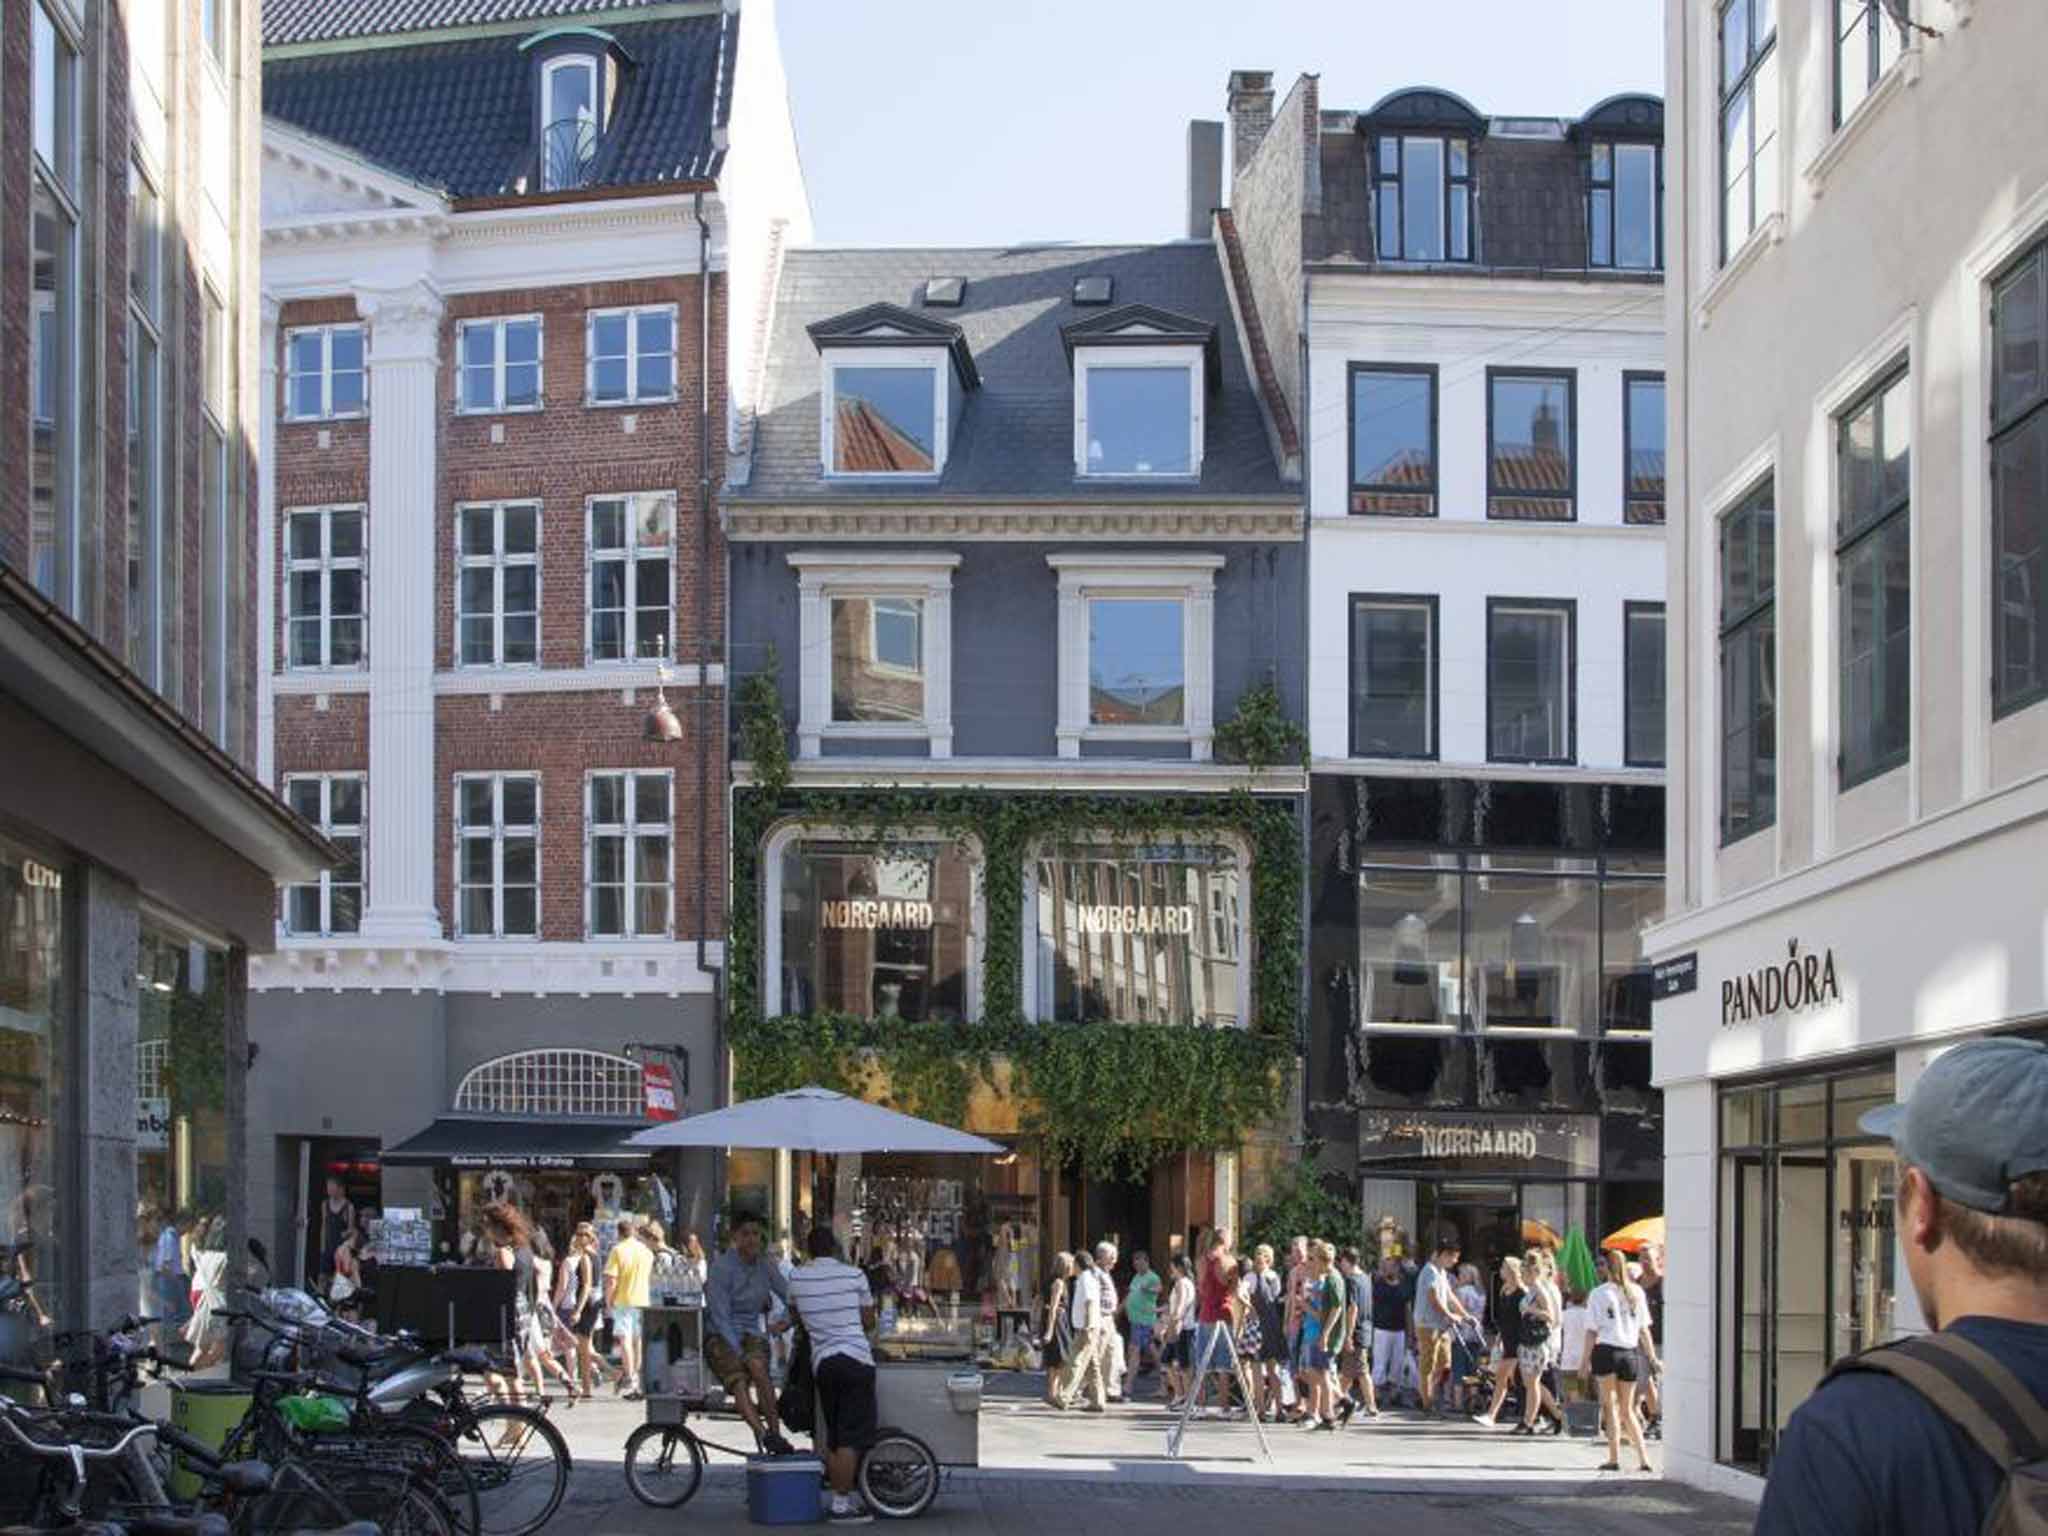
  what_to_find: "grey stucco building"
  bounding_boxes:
[721,236,1307,1303]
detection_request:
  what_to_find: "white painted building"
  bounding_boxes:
[1651,0,2048,1500]
[1224,75,1670,1272]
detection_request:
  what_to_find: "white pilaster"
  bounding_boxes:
[257,292,281,792]
[355,280,444,942]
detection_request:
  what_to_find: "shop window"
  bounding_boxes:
[1466,859,1597,1033]
[1031,843,1244,1028]
[1599,875,1664,1033]
[1357,857,1459,1027]
[773,839,975,1022]
[0,838,66,1367]
[1718,1066,1898,1472]
[134,928,231,1372]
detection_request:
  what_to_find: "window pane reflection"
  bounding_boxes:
[1466,865,1597,1031]
[1035,845,1240,1027]
[833,367,936,474]
[1357,863,1458,1025]
[1085,367,1191,475]
[831,597,925,723]
[779,842,971,1021]
[1088,599,1184,725]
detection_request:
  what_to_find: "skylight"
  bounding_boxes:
[923,277,966,307]
[1073,276,1114,306]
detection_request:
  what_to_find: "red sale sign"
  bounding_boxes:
[642,1063,679,1121]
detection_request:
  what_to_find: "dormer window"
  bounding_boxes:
[1360,89,1488,264]
[1060,304,1220,482]
[1577,95,1666,272]
[541,55,600,190]
[807,302,980,479]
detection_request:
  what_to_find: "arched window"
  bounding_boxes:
[453,1048,641,1118]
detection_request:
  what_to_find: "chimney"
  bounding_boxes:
[1186,120,1223,239]
[1226,70,1275,180]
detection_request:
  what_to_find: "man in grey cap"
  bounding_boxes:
[1755,1036,2048,1535]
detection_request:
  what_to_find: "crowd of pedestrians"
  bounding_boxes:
[1034,1222,1664,1471]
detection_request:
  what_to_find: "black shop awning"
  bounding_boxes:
[381,1115,653,1170]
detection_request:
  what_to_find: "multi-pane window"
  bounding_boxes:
[1992,239,2048,716]
[585,771,672,939]
[1488,370,1576,520]
[540,55,601,191]
[283,776,364,937]
[587,305,675,405]
[1374,135,1473,262]
[457,316,543,413]
[1350,595,1436,759]
[831,597,925,722]
[1625,374,1667,524]
[1719,0,1780,262]
[1589,141,1661,270]
[455,774,540,939]
[202,289,230,744]
[1488,599,1576,764]
[30,2,79,607]
[1721,480,1778,842]
[284,324,366,421]
[1349,365,1437,516]
[588,493,674,661]
[1835,0,1907,127]
[1625,602,1667,769]
[1089,598,1185,727]
[128,159,164,681]
[285,507,365,669]
[456,502,540,666]
[1837,369,1911,785]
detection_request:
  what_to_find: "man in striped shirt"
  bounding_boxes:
[787,1227,879,1525]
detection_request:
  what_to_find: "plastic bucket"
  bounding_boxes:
[946,1371,984,1415]
[167,1381,253,1499]
[745,1454,823,1526]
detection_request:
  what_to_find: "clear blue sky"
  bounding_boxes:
[777,0,1664,248]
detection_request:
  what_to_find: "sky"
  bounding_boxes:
[776,0,1665,249]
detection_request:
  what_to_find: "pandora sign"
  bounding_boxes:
[1721,938,1842,1027]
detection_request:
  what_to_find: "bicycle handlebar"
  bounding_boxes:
[0,1402,159,1462]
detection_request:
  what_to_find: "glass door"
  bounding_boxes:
[1723,1152,1767,1468]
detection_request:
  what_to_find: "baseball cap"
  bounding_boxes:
[1858,1037,2048,1213]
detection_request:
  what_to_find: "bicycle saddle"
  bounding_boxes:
[215,1460,275,1496]
[126,1515,231,1536]
[437,1347,495,1374]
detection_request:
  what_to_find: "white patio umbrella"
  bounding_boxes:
[624,1085,1005,1155]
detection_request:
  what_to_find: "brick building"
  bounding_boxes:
[1,0,331,1372]
[248,0,807,1277]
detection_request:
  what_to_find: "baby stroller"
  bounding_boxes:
[1448,1318,1490,1410]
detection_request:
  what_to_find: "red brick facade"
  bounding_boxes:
[268,271,729,945]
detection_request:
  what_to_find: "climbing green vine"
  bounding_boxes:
[1214,678,1309,772]
[724,780,1303,1178]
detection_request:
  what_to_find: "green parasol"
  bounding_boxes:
[1559,1227,1600,1297]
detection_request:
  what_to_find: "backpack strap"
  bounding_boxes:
[1828,1333,2048,1471]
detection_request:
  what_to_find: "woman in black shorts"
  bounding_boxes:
[1586,1249,1658,1472]
[1473,1255,1524,1426]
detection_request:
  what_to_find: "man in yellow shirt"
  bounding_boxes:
[603,1215,654,1398]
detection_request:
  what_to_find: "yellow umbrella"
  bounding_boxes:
[1601,1215,1665,1254]
[1520,1217,1563,1249]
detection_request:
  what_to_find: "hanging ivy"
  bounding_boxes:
[1214,678,1309,773]
[726,780,1303,1177]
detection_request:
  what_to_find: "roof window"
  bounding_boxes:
[922,277,966,307]
[1072,276,1114,306]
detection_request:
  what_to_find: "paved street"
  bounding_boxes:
[527,1377,1758,1533]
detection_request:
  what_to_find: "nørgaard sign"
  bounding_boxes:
[1721,939,1841,1027]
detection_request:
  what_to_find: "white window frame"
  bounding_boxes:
[282,773,365,938]
[1072,345,1204,480]
[787,550,959,757]
[819,348,949,478]
[455,315,544,415]
[453,772,541,940]
[127,153,165,684]
[31,0,81,612]
[539,54,602,193]
[583,770,674,940]
[1049,553,1221,759]
[283,504,365,672]
[455,500,541,668]
[283,323,366,422]
[1021,830,1254,1031]
[455,1048,642,1116]
[585,304,676,406]
[760,822,986,1022]
[586,491,675,663]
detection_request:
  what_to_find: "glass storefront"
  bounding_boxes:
[133,926,232,1366]
[1033,843,1242,1027]
[1357,852,1662,1033]
[0,836,65,1368]
[1718,1064,1897,1472]
[777,840,975,1021]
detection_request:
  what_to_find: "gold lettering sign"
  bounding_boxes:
[21,859,62,891]
[821,899,934,931]
[1069,905,1195,937]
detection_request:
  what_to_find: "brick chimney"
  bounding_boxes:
[1226,70,1274,180]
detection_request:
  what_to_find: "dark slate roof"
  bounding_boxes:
[734,243,1291,503]
[263,0,687,48]
[263,14,734,198]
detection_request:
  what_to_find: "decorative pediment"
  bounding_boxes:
[807,302,979,388]
[262,119,448,241]
[1358,86,1488,136]
[1059,303,1221,388]
[1575,93,1665,141]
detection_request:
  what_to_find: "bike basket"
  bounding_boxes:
[276,1393,352,1432]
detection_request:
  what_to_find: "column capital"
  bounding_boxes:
[353,279,445,364]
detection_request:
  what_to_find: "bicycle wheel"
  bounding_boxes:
[446,1403,570,1536]
[377,1422,482,1536]
[857,1429,938,1520]
[622,1423,706,1510]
